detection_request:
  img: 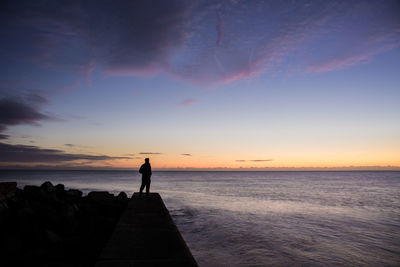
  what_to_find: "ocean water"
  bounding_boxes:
[1,170,399,266]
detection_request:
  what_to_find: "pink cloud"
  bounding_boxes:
[307,41,400,73]
[177,98,198,106]
[307,54,370,73]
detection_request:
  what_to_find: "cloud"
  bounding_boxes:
[26,93,49,105]
[0,95,51,139]
[0,0,191,76]
[1,0,399,84]
[181,153,192,156]
[177,98,198,106]
[170,1,400,83]
[236,159,273,162]
[306,41,400,73]
[63,143,92,149]
[0,134,9,140]
[139,152,162,155]
[0,142,131,163]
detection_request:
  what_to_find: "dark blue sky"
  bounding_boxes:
[0,0,399,169]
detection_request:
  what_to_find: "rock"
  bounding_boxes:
[0,182,17,200]
[0,200,9,225]
[1,231,22,258]
[86,191,114,201]
[17,206,41,240]
[18,206,35,219]
[117,192,128,201]
[65,204,75,218]
[54,184,65,192]
[1,183,127,264]
[0,199,8,211]
[45,229,63,243]
[40,181,54,193]
[23,185,41,197]
[54,184,66,199]
[42,203,77,236]
[71,203,79,212]
[66,189,83,199]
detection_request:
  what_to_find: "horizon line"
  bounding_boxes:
[1,166,400,171]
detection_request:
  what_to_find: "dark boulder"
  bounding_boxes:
[0,182,17,225]
[54,184,66,199]
[45,229,63,243]
[117,192,128,201]
[54,184,65,192]
[23,185,42,198]
[0,200,8,225]
[0,200,8,211]
[40,181,54,193]
[0,182,17,200]
[86,191,114,201]
[66,189,83,200]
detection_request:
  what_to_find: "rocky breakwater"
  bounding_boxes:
[0,181,129,266]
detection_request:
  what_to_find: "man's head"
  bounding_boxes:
[145,158,150,163]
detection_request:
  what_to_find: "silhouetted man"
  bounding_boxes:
[139,158,152,198]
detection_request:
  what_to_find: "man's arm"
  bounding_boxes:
[139,164,143,174]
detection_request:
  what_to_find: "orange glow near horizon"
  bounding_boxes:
[2,133,399,170]
[61,152,400,170]
[2,156,399,170]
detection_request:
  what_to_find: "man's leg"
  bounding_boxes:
[146,179,151,197]
[139,180,145,198]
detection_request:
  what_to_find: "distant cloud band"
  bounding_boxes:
[236,159,273,162]
[0,143,130,163]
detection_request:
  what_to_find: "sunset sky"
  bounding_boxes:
[0,0,399,170]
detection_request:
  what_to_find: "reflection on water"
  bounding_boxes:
[1,171,400,266]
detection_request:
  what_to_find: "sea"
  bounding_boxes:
[1,170,399,266]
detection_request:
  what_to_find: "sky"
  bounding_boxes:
[0,0,399,170]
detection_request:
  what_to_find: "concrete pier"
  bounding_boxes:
[96,193,198,266]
